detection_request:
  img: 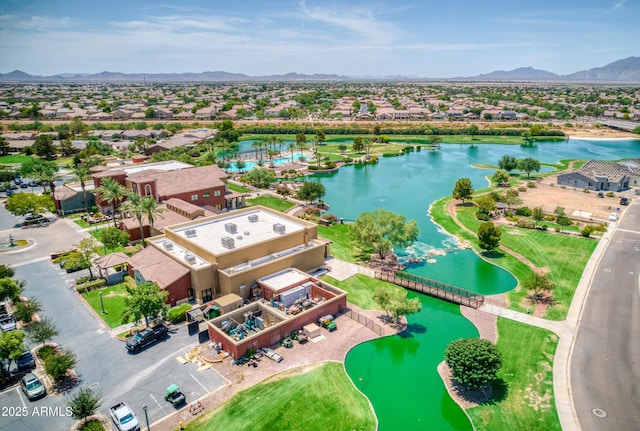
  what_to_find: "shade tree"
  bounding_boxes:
[350,209,419,259]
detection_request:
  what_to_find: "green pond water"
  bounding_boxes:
[310,138,640,430]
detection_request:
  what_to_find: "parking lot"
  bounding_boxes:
[0,219,228,431]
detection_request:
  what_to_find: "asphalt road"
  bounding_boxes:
[0,211,226,431]
[571,201,640,431]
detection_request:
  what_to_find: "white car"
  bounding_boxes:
[609,213,618,221]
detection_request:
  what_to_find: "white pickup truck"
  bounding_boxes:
[109,402,141,431]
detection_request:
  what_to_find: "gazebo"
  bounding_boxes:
[94,252,129,285]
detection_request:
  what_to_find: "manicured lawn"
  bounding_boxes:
[185,362,376,431]
[430,196,596,319]
[0,154,34,164]
[228,183,251,193]
[320,274,403,310]
[468,318,560,431]
[318,224,361,262]
[246,195,295,212]
[82,283,129,328]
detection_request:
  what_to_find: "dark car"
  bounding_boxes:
[14,178,23,185]
[9,183,18,190]
[17,351,36,371]
[20,373,46,401]
[125,324,168,352]
[20,182,28,188]
[28,180,39,187]
[620,197,629,205]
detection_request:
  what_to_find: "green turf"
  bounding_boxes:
[468,318,560,431]
[320,274,403,310]
[0,154,34,164]
[246,195,295,212]
[82,283,129,328]
[185,361,376,431]
[228,183,251,193]
[318,224,364,262]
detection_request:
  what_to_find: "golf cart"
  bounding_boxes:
[164,384,186,407]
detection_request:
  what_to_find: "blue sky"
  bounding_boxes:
[1,0,638,77]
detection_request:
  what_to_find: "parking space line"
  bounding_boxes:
[16,387,26,408]
[190,374,209,394]
[150,393,165,414]
[210,366,232,385]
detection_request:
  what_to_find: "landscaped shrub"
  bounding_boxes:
[275,184,292,196]
[189,148,201,157]
[606,191,615,197]
[581,225,596,237]
[76,279,107,294]
[594,223,607,232]
[320,214,338,225]
[517,186,527,192]
[582,188,590,193]
[527,181,537,188]
[166,303,192,324]
[476,211,491,221]
[516,219,536,229]
[323,161,337,169]
[366,156,379,164]
[506,215,519,222]
[504,210,514,217]
[515,206,532,216]
[544,215,556,221]
[307,165,320,170]
[37,345,56,361]
[343,157,354,163]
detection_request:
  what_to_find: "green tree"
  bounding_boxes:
[532,207,545,227]
[121,193,145,243]
[13,299,41,326]
[372,287,393,317]
[337,144,348,155]
[524,272,555,303]
[243,168,276,189]
[352,136,365,153]
[0,277,23,302]
[6,193,53,216]
[350,209,419,259]
[502,188,523,209]
[99,227,129,252]
[45,348,77,381]
[468,124,479,139]
[491,170,510,186]
[0,330,26,373]
[445,338,503,390]
[0,265,14,279]
[427,135,443,146]
[144,107,155,119]
[363,138,373,158]
[478,222,501,251]
[68,387,101,426]
[94,177,127,228]
[0,136,9,155]
[296,181,326,203]
[32,134,57,159]
[20,159,58,193]
[517,157,541,179]
[27,317,59,347]
[498,155,518,173]
[521,130,533,144]
[74,237,100,278]
[122,281,169,327]
[475,194,497,214]
[70,164,92,214]
[295,133,307,160]
[452,178,474,203]
[287,141,297,163]
[141,196,163,234]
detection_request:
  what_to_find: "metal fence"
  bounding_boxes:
[339,305,385,336]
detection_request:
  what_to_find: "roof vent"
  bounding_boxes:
[221,236,235,249]
[244,231,250,236]
[248,214,259,223]
[225,222,237,234]
[184,253,196,264]
[273,223,286,234]
[162,240,174,250]
[185,229,197,238]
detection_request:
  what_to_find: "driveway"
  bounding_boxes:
[570,201,640,431]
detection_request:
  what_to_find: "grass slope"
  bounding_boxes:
[185,362,376,431]
[468,318,560,431]
[246,195,295,212]
[320,274,403,310]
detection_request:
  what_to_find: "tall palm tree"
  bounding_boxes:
[71,164,92,214]
[287,142,296,163]
[94,177,127,228]
[251,140,263,161]
[121,192,144,243]
[141,196,164,236]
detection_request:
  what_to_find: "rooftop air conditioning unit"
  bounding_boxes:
[225,222,237,234]
[184,253,196,264]
[185,229,197,238]
[162,240,174,250]
[273,223,286,234]
[248,214,259,223]
[244,231,250,236]
[221,236,235,249]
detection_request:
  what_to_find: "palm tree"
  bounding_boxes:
[121,193,145,242]
[287,142,296,163]
[251,140,263,161]
[70,164,92,214]
[94,177,127,228]
[141,196,164,236]
[363,137,373,159]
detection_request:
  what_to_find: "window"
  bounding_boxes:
[145,184,152,196]
[132,184,138,194]
[187,288,195,302]
[191,194,198,201]
[202,288,213,303]
[214,190,221,197]
[203,192,210,198]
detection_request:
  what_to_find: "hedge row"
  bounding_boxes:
[76,279,107,294]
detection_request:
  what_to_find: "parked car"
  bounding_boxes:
[28,180,39,187]
[125,324,168,353]
[20,183,28,188]
[17,351,36,371]
[0,315,16,332]
[20,373,46,401]
[14,178,22,185]
[262,347,284,363]
[609,213,619,221]
[620,197,629,205]
[109,402,140,431]
[9,183,18,190]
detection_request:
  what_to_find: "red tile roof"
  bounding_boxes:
[128,246,190,290]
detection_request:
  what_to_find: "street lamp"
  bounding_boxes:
[99,291,106,314]
[142,404,150,431]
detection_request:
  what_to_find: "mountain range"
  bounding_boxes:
[1,57,638,83]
